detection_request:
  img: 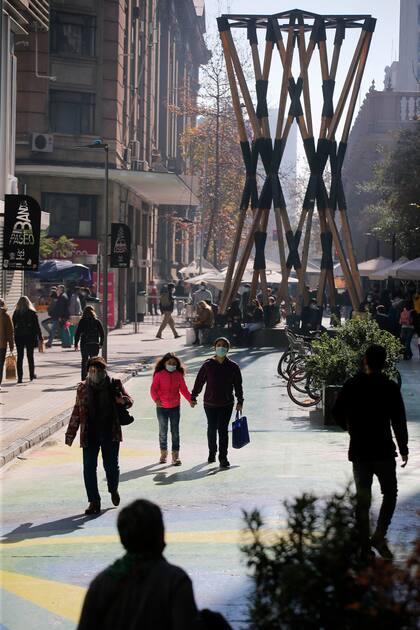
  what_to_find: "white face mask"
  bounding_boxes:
[215,346,228,358]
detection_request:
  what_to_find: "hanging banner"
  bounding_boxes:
[2,195,41,270]
[110,222,131,268]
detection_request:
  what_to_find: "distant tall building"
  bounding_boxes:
[385,0,420,92]
[265,110,297,263]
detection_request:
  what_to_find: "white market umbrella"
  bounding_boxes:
[179,258,218,277]
[188,271,224,286]
[370,257,409,281]
[358,256,393,278]
[394,257,420,280]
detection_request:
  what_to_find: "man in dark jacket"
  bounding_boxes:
[333,344,409,560]
[46,285,71,348]
[77,499,198,630]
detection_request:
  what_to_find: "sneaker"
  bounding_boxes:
[219,459,230,469]
[111,491,120,507]
[208,453,216,464]
[174,334,181,339]
[30,374,37,381]
[85,502,101,515]
[156,334,162,339]
[371,535,393,560]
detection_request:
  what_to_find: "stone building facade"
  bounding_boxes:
[14,0,209,324]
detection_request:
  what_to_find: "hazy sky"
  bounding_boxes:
[203,0,400,141]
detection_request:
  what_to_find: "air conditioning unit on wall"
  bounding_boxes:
[31,133,54,152]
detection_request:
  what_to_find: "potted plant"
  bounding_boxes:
[304,318,403,424]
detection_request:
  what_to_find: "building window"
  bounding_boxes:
[49,90,95,134]
[50,11,96,57]
[42,193,97,239]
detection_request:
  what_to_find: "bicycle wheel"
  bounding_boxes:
[278,351,293,379]
[287,373,321,407]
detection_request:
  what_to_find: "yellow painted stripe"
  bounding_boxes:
[1,528,285,550]
[0,570,86,623]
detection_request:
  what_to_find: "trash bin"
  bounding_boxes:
[137,291,147,322]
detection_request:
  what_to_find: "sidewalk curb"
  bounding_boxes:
[0,373,132,468]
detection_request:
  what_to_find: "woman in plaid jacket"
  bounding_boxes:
[65,356,133,515]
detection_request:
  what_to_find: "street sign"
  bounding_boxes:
[2,195,41,270]
[110,222,131,268]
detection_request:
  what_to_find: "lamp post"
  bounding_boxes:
[73,139,109,360]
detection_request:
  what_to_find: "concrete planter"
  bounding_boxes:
[322,385,342,425]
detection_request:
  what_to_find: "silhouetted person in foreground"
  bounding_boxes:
[333,344,408,560]
[77,499,198,630]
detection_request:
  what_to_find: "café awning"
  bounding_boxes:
[15,165,200,206]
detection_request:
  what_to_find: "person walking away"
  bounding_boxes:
[412,308,420,358]
[0,299,14,390]
[192,282,212,308]
[147,280,159,316]
[333,344,408,560]
[74,306,105,380]
[42,288,58,337]
[174,279,188,316]
[191,338,243,469]
[12,296,42,383]
[46,285,71,348]
[150,353,195,465]
[65,356,133,514]
[77,499,199,630]
[399,301,415,360]
[156,284,180,339]
[192,301,214,345]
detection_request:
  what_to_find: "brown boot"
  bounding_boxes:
[172,451,182,466]
[159,449,168,464]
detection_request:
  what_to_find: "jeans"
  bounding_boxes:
[15,335,35,380]
[353,459,398,548]
[400,327,414,359]
[83,438,120,503]
[0,348,6,385]
[80,343,100,380]
[157,406,180,451]
[204,404,234,461]
[47,319,71,347]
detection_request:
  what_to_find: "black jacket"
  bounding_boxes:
[333,372,408,462]
[51,293,70,320]
[74,317,104,346]
[77,556,197,630]
[12,309,42,342]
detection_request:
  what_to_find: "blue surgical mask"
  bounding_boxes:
[166,364,177,372]
[215,347,228,358]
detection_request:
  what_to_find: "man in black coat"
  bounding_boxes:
[333,345,409,560]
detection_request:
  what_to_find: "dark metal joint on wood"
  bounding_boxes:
[362,17,376,33]
[217,16,230,32]
[247,20,258,44]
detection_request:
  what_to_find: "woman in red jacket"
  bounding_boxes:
[150,353,195,466]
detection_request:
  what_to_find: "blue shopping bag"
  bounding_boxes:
[232,412,250,449]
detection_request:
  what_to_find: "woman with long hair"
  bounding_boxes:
[12,296,42,383]
[150,352,195,466]
[74,306,105,380]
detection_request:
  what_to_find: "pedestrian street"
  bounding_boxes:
[1,349,419,630]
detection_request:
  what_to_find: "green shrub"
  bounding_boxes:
[304,318,403,387]
[242,489,420,629]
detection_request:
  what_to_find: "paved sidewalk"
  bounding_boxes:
[0,316,188,465]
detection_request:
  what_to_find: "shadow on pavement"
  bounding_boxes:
[119,462,173,482]
[1,509,113,544]
[154,463,240,484]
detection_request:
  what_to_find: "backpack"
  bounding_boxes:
[160,292,172,310]
[82,319,100,344]
[400,309,412,326]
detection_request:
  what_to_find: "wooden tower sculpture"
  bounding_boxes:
[217,9,376,313]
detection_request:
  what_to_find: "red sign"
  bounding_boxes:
[45,239,98,260]
[92,271,115,328]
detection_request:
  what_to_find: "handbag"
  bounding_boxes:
[112,380,134,426]
[5,353,17,380]
[232,411,250,449]
[38,338,45,353]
